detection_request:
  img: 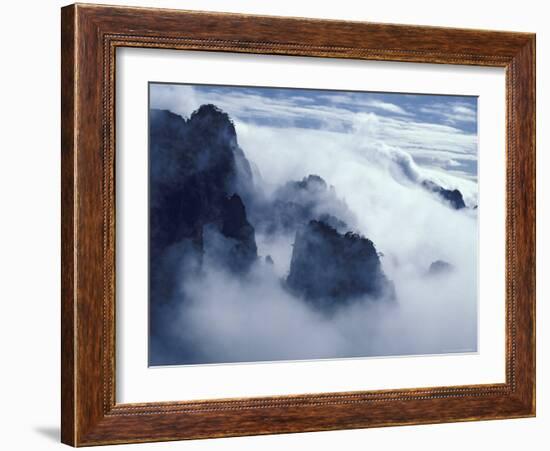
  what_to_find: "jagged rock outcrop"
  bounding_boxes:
[150,105,254,251]
[149,105,258,301]
[286,220,395,311]
[422,180,466,210]
[254,174,354,235]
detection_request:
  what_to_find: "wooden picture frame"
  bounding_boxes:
[61,3,536,446]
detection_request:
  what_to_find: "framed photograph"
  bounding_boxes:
[61,3,536,446]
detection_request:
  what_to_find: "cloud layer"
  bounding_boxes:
[149,83,478,365]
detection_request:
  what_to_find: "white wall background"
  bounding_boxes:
[0,0,545,449]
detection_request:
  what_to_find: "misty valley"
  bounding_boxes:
[149,85,478,366]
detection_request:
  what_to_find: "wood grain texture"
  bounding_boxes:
[60,5,76,446]
[61,3,536,446]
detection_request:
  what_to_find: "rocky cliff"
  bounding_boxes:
[286,220,395,312]
[149,105,259,357]
[422,180,466,210]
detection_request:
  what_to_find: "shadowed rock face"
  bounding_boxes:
[149,105,257,273]
[422,180,466,210]
[286,220,395,311]
[149,106,258,362]
[216,194,258,272]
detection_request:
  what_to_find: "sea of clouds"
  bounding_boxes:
[150,84,478,365]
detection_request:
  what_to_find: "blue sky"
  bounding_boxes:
[150,83,478,180]
[188,84,477,134]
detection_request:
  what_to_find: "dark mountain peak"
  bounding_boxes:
[151,108,185,122]
[188,103,237,138]
[184,104,252,194]
[307,220,369,246]
[422,180,466,210]
[255,174,354,235]
[149,104,257,286]
[274,175,331,206]
[189,103,228,120]
[295,174,328,191]
[286,220,395,311]
[318,213,348,232]
[150,109,188,139]
[307,218,338,236]
[192,103,227,117]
